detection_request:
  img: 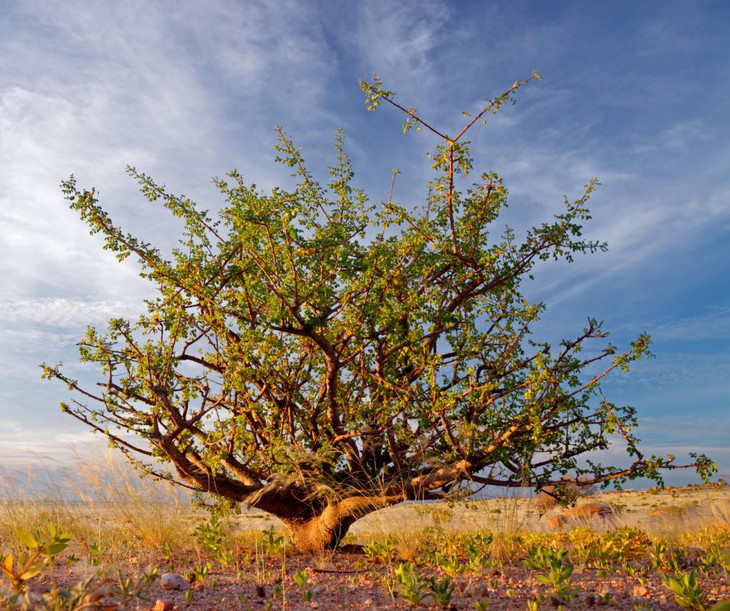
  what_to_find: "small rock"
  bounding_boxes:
[86,587,114,603]
[154,599,175,611]
[633,585,649,597]
[160,572,190,591]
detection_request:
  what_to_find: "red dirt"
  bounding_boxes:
[25,549,730,610]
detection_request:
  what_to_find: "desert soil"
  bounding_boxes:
[18,484,730,609]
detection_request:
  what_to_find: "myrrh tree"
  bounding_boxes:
[44,74,714,552]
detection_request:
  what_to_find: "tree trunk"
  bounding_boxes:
[273,495,403,553]
[283,505,356,552]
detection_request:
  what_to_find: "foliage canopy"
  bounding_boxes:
[44,74,714,551]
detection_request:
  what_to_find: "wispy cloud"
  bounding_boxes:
[0,298,142,328]
[353,2,451,97]
[0,420,103,466]
[644,306,730,342]
[631,119,710,154]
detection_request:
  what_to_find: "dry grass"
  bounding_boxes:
[0,451,196,567]
[3,456,728,557]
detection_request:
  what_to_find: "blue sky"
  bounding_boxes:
[1,1,728,485]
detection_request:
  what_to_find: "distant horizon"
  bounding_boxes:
[2,448,725,504]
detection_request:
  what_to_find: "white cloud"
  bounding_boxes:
[0,422,103,466]
[0,420,23,434]
[0,298,142,328]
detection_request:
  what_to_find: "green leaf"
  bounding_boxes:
[16,530,38,550]
[19,565,44,581]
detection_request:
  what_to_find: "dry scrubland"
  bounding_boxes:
[2,456,730,610]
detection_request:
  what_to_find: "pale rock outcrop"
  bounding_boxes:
[160,572,190,591]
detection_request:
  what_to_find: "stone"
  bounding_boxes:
[154,599,176,611]
[160,572,190,591]
[545,502,619,529]
[86,587,114,604]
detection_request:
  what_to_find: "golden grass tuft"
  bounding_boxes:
[0,450,195,568]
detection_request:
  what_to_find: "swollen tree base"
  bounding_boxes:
[254,493,403,553]
[283,509,356,553]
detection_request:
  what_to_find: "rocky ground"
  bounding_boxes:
[23,546,730,609]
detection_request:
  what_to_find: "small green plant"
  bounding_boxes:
[597,591,614,605]
[394,563,428,606]
[527,548,579,604]
[590,540,617,571]
[650,540,668,570]
[186,560,214,585]
[536,563,579,603]
[364,539,397,563]
[293,569,314,602]
[218,548,235,568]
[2,566,161,610]
[465,533,493,571]
[88,541,106,566]
[435,551,466,578]
[261,526,286,554]
[159,541,175,569]
[474,599,490,610]
[524,547,567,572]
[427,575,455,608]
[663,570,707,610]
[115,565,159,603]
[0,523,70,592]
[29,575,97,610]
[185,589,196,604]
[194,514,226,557]
[702,546,730,574]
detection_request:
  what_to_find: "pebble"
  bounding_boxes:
[160,572,190,591]
[153,600,175,611]
[86,587,114,603]
[633,585,649,597]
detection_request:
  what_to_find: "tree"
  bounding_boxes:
[44,74,714,552]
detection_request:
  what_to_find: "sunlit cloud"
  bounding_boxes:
[0,298,142,328]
